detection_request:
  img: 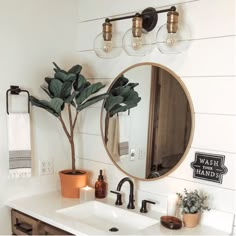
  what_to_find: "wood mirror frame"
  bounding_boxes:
[100,62,195,181]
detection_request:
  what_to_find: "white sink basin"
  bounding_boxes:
[57,201,158,234]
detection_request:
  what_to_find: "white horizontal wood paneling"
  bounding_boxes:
[170,148,236,190]
[76,0,235,51]
[193,114,236,153]
[183,0,236,38]
[80,157,125,188]
[76,133,112,164]
[77,0,199,22]
[182,76,236,115]
[138,176,235,213]
[76,108,101,135]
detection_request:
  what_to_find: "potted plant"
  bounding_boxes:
[30,62,108,198]
[176,188,210,228]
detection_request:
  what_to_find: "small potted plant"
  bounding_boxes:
[30,62,108,198]
[176,188,210,228]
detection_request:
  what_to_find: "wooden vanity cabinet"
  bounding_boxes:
[37,221,71,235]
[11,209,73,235]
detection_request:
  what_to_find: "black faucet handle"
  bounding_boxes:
[140,200,156,213]
[110,190,122,205]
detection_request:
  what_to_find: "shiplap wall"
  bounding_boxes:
[75,0,236,233]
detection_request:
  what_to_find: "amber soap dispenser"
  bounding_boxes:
[95,170,107,198]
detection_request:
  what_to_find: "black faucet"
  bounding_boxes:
[140,200,156,213]
[116,177,135,209]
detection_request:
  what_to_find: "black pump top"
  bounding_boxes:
[98,170,104,181]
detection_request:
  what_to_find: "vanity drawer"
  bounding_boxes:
[11,209,38,235]
[38,221,72,235]
[11,209,73,235]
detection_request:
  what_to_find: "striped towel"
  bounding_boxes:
[7,113,31,178]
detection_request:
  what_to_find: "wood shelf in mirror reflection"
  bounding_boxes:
[101,62,194,181]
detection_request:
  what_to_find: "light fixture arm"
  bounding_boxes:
[105,6,176,32]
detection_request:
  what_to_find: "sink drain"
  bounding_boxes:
[109,227,119,232]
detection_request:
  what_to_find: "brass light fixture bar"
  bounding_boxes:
[104,6,177,32]
[94,5,182,58]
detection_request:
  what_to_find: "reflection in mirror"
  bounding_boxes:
[101,63,193,180]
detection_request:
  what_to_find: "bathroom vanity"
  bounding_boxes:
[7,191,230,235]
[11,209,72,235]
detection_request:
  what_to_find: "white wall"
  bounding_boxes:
[0,0,78,234]
[76,0,236,234]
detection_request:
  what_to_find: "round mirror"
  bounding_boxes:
[101,63,194,180]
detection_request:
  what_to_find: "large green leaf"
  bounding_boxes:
[111,86,132,97]
[68,64,82,75]
[30,96,60,117]
[108,92,141,117]
[40,85,53,98]
[55,72,77,82]
[76,82,105,106]
[126,82,139,89]
[77,94,108,111]
[123,90,141,106]
[52,62,82,76]
[104,95,124,112]
[60,81,73,100]
[54,71,67,82]
[64,91,80,104]
[109,105,128,117]
[48,79,63,97]
[45,77,52,84]
[74,75,90,92]
[52,62,67,74]
[52,62,61,71]
[111,75,129,89]
[49,98,64,114]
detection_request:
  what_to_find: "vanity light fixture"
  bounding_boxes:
[94,21,122,58]
[122,12,154,56]
[156,10,191,54]
[94,6,188,58]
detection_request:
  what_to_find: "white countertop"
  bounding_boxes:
[6,191,229,235]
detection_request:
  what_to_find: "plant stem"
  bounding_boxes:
[59,115,70,140]
[68,105,76,174]
[59,110,76,174]
[73,112,78,130]
[104,113,110,144]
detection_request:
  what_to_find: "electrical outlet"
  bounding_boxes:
[40,160,54,175]
[130,149,135,161]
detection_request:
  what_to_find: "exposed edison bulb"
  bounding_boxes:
[94,32,122,58]
[132,37,143,50]
[166,33,177,47]
[156,23,191,54]
[103,40,112,53]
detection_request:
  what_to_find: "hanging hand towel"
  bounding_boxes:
[7,113,31,178]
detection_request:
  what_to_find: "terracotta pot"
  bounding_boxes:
[183,212,201,228]
[59,170,87,198]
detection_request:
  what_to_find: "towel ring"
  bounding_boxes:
[6,86,30,114]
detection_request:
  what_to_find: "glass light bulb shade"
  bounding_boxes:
[156,24,191,54]
[122,28,154,56]
[94,32,122,58]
